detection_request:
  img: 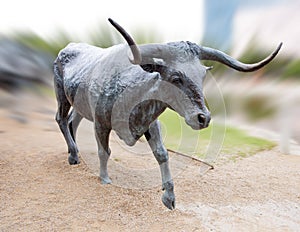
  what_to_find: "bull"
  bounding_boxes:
[54,18,282,209]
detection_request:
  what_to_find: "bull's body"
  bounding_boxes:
[54,42,175,208]
[54,19,281,210]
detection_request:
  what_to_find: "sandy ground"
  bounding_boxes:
[1,94,300,231]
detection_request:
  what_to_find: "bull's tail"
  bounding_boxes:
[54,57,64,80]
[53,57,68,105]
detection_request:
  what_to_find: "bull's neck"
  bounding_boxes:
[129,100,167,140]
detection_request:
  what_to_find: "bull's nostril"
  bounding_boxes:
[197,113,211,128]
[198,114,206,125]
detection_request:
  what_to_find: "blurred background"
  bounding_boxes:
[1,0,299,157]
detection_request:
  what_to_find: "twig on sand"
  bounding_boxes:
[167,148,214,170]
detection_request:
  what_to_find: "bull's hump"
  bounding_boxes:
[58,43,101,66]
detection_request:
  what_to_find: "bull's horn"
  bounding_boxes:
[198,42,282,72]
[108,18,142,65]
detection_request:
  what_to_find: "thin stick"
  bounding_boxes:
[167,148,214,170]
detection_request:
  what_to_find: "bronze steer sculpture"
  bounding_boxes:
[54,18,282,209]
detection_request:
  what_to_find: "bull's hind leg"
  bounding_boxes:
[68,109,83,143]
[54,63,80,165]
[145,120,175,210]
[94,121,112,184]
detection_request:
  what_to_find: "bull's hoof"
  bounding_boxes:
[100,177,112,185]
[162,191,176,210]
[68,155,80,165]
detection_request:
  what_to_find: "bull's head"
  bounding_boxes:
[109,18,282,131]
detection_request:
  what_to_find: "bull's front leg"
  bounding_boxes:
[94,121,112,184]
[145,120,175,210]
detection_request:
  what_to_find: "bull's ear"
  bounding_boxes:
[153,58,165,65]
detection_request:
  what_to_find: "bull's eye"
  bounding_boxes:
[171,74,183,85]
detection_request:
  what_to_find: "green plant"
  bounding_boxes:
[283,59,300,78]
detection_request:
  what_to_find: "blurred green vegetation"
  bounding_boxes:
[241,95,277,121]
[159,109,275,160]
[88,24,122,48]
[8,22,162,57]
[283,59,300,78]
[11,30,71,57]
